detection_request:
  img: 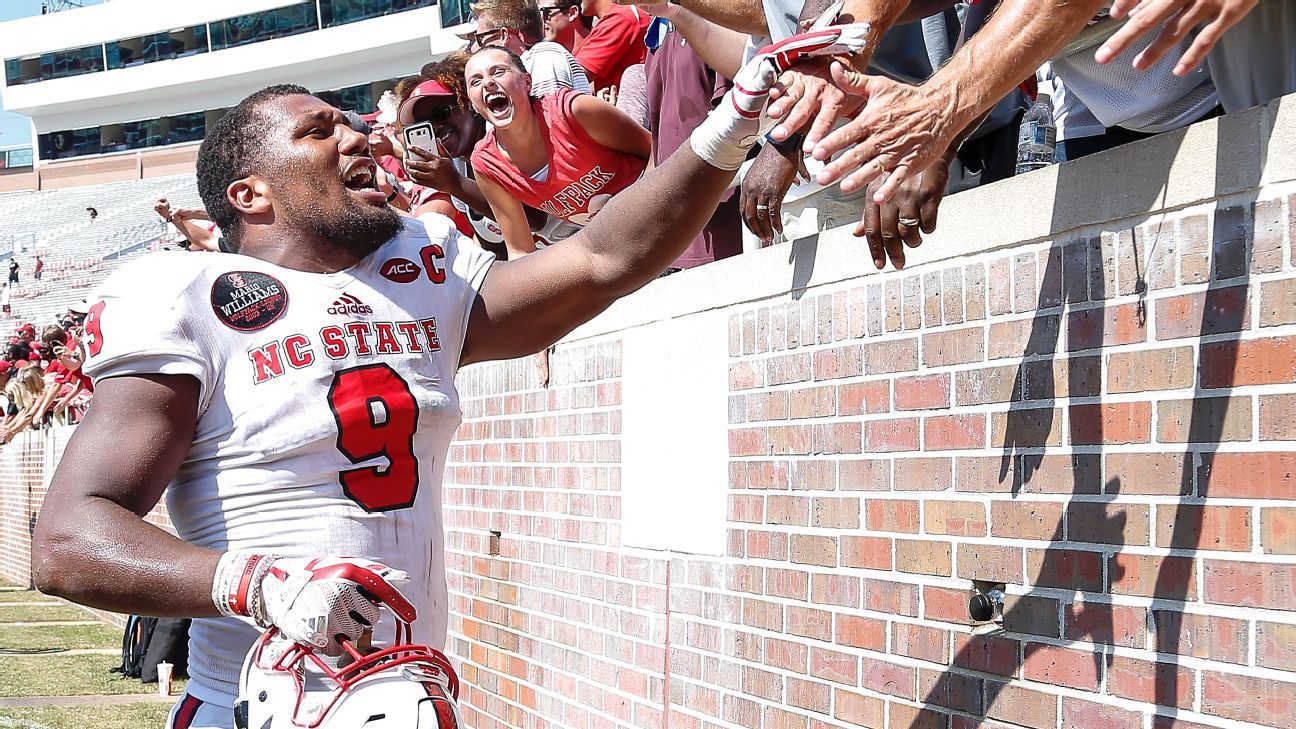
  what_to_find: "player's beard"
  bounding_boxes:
[296,192,404,259]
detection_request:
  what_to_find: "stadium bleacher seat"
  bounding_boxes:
[0,173,201,331]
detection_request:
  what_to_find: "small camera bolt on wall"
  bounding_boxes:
[968,581,1006,624]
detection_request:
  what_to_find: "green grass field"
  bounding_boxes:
[0,701,173,729]
[0,592,56,606]
[0,623,120,652]
[0,653,185,698]
[0,605,91,625]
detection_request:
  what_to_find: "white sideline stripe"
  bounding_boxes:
[0,693,176,708]
[0,602,61,607]
[0,649,117,657]
[0,621,99,627]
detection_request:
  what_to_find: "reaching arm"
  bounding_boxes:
[412,194,460,222]
[676,0,767,35]
[473,170,538,260]
[462,146,735,363]
[623,1,749,78]
[170,210,220,252]
[31,382,60,423]
[51,379,82,414]
[171,207,211,222]
[32,373,220,616]
[809,0,1106,199]
[767,0,913,145]
[570,95,652,160]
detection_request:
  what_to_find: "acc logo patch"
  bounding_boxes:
[210,271,289,332]
[380,258,421,283]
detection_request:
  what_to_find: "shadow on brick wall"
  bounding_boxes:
[906,106,1273,727]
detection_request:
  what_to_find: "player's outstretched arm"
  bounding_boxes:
[461,24,871,365]
[32,372,220,617]
[462,145,735,363]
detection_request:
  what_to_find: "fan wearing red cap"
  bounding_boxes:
[392,78,477,238]
[467,45,650,259]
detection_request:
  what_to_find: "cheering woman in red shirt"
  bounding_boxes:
[468,45,650,259]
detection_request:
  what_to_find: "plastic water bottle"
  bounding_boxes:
[1015,93,1057,175]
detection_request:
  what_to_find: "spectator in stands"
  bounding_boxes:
[6,342,29,365]
[539,0,590,52]
[466,45,650,258]
[33,325,90,426]
[155,198,220,252]
[1,284,10,316]
[66,301,88,330]
[361,94,411,185]
[86,206,98,222]
[571,0,652,92]
[389,76,478,234]
[33,255,43,281]
[8,259,18,284]
[643,19,741,270]
[16,323,35,345]
[0,364,46,444]
[402,54,582,258]
[0,362,12,420]
[463,0,592,96]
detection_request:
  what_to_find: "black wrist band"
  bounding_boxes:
[766,130,805,155]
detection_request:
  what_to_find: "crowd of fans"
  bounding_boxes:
[0,304,91,443]
[144,0,1294,272]
[342,0,1293,272]
[12,0,1290,427]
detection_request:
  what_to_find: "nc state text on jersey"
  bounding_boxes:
[249,319,441,384]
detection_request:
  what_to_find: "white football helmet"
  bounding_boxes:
[234,617,462,729]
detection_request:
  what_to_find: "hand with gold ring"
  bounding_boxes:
[855,153,952,270]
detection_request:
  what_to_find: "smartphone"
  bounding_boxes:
[403,122,436,162]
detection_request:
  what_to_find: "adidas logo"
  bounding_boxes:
[327,292,374,315]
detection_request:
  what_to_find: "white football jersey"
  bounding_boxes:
[82,216,494,710]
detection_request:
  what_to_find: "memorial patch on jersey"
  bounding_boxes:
[210,271,289,332]
[380,258,421,283]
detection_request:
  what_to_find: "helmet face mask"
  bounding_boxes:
[236,621,462,729]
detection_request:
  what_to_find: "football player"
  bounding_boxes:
[32,25,869,729]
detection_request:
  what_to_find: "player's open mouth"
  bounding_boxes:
[341,158,386,204]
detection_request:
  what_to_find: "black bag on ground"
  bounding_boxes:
[113,615,190,682]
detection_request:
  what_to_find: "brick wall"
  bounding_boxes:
[0,98,1292,728]
[440,188,1296,729]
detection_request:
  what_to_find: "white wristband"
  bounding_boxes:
[211,551,275,621]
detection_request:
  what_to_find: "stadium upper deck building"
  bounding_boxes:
[0,0,473,191]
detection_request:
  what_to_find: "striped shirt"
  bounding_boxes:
[523,41,592,97]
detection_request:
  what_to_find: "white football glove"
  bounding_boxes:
[213,553,416,657]
[689,22,873,170]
